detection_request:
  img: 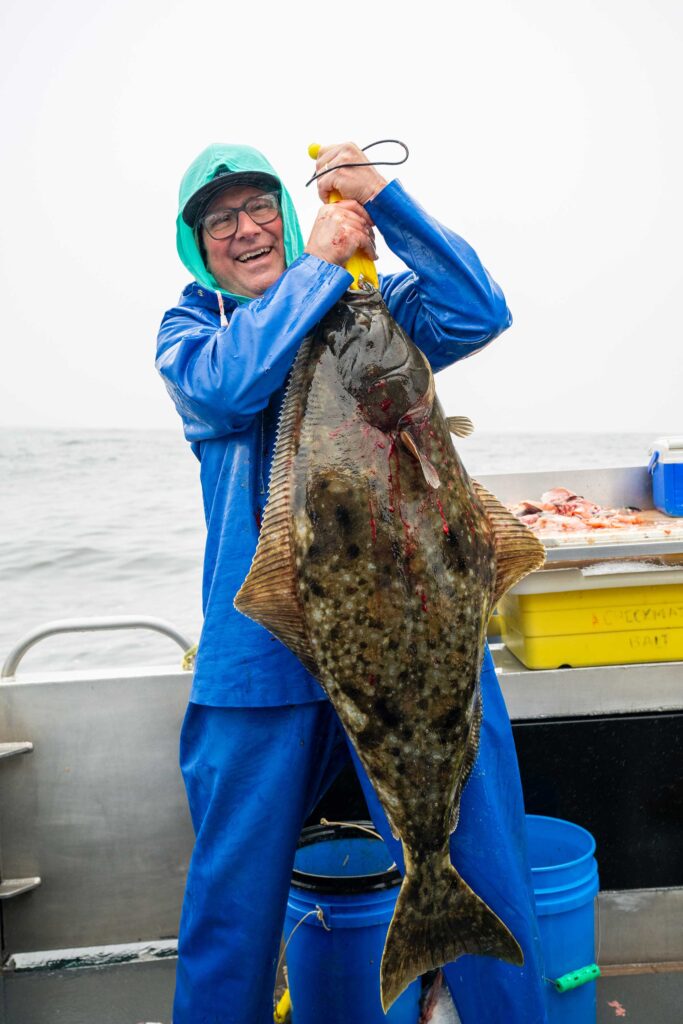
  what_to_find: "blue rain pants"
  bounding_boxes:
[174,646,548,1024]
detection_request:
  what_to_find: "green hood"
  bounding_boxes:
[176,143,305,305]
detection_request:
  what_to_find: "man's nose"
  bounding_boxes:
[234,210,261,237]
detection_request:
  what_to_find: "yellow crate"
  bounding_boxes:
[486,607,506,639]
[500,580,683,669]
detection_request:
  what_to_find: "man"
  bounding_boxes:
[157,142,547,1024]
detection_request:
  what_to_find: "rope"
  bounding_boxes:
[305,139,409,188]
[276,904,330,978]
[595,890,602,965]
[319,819,397,871]
[215,290,228,327]
[319,818,383,840]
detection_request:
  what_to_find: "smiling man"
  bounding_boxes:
[190,183,284,298]
[156,143,547,1024]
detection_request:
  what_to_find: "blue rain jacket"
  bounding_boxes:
[157,168,511,707]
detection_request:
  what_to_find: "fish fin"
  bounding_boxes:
[380,851,523,1012]
[387,818,400,841]
[473,480,546,605]
[399,429,441,489]
[446,416,474,438]
[234,337,318,675]
[449,797,461,835]
[449,684,482,834]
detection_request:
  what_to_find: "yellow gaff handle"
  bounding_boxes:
[308,143,379,291]
[273,987,292,1022]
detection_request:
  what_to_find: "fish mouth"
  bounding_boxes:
[236,246,273,264]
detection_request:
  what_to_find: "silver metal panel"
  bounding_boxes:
[492,645,683,719]
[0,667,194,953]
[542,538,683,563]
[598,887,683,965]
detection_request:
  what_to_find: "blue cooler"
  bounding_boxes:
[648,436,683,516]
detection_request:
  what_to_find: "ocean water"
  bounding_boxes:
[1,429,656,674]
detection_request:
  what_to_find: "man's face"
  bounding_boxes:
[200,184,286,297]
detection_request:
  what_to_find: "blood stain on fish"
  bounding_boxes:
[436,498,450,535]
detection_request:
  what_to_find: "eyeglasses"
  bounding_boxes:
[200,192,281,240]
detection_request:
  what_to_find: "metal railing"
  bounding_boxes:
[1,616,195,678]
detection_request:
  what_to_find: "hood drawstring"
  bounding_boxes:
[216,290,228,327]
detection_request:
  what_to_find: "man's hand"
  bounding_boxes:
[304,200,377,268]
[313,142,388,206]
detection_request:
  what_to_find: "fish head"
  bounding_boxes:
[322,290,434,434]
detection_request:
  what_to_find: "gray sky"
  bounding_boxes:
[1,0,681,434]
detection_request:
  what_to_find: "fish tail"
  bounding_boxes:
[380,849,523,1013]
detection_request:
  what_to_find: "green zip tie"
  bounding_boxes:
[549,964,601,992]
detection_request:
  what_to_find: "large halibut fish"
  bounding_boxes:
[235,289,545,1010]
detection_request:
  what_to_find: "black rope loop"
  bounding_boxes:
[305,139,409,187]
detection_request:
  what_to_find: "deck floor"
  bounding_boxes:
[429,967,683,1024]
[2,960,682,1023]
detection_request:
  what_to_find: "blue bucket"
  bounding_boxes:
[285,822,420,1024]
[526,814,600,1024]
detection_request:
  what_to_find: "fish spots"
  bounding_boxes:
[436,706,462,732]
[347,542,360,559]
[344,683,365,705]
[335,504,352,530]
[375,697,401,729]
[358,725,382,750]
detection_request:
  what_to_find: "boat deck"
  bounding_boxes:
[3,959,683,1023]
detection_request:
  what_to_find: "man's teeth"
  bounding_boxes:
[237,247,271,263]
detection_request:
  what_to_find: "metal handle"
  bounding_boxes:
[2,616,195,679]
